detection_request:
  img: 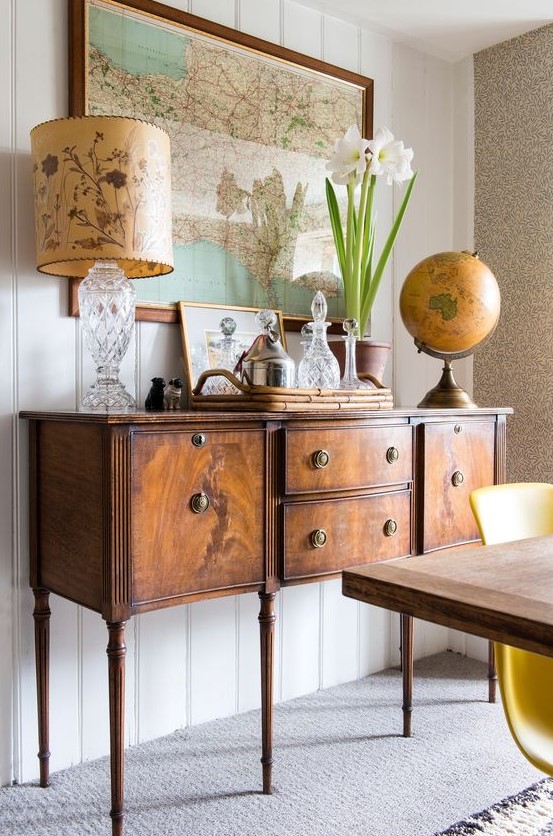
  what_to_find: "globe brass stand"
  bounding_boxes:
[415,340,477,409]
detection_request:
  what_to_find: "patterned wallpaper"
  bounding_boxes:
[474,24,553,482]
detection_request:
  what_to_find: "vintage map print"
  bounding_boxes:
[80,0,371,319]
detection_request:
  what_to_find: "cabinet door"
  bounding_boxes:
[130,429,265,604]
[420,419,495,552]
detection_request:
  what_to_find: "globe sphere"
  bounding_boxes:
[399,251,500,356]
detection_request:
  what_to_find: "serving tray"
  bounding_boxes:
[191,369,393,411]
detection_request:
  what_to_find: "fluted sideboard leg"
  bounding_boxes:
[258,592,276,795]
[107,621,127,836]
[33,588,51,788]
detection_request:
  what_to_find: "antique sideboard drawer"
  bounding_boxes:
[283,490,411,580]
[131,429,266,603]
[421,420,495,552]
[284,424,412,495]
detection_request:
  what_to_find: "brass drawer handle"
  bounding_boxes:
[310,529,328,548]
[191,433,207,447]
[386,446,399,464]
[451,470,464,487]
[191,492,210,513]
[384,519,398,537]
[312,449,330,469]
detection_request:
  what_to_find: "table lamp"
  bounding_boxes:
[30,115,173,410]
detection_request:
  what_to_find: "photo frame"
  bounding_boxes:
[179,301,286,395]
[68,0,374,327]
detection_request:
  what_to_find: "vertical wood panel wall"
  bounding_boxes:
[1,0,464,783]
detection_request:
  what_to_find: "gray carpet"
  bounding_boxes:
[1,652,546,835]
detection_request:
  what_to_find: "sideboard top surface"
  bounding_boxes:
[20,406,513,425]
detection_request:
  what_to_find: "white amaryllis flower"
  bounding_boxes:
[326,124,370,186]
[325,124,417,338]
[367,127,414,184]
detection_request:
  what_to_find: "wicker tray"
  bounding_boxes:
[191,369,393,411]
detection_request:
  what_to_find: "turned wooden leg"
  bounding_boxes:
[258,592,276,795]
[400,613,413,737]
[33,589,51,788]
[107,621,127,836]
[488,640,497,703]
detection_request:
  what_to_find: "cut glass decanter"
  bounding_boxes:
[297,291,340,389]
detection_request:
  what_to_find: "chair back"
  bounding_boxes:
[470,481,553,776]
[469,482,553,545]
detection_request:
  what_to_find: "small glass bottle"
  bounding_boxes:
[340,318,370,389]
[297,291,341,389]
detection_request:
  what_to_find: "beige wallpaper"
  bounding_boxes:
[474,24,553,482]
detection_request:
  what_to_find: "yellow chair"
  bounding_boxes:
[469,482,553,776]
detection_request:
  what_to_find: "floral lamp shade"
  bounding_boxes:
[30,115,173,278]
[30,115,174,411]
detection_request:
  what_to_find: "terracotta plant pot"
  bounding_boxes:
[329,339,391,385]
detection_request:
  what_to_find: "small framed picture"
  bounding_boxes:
[178,301,286,394]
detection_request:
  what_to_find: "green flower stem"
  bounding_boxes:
[351,169,371,336]
[360,170,418,329]
[325,166,417,340]
[362,175,376,282]
[345,179,356,317]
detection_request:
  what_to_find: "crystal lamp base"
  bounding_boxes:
[78,260,136,411]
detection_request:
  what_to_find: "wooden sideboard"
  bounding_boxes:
[22,406,510,835]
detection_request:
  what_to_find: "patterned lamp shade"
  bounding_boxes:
[30,115,174,410]
[30,115,173,278]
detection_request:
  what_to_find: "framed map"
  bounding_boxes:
[68,0,373,326]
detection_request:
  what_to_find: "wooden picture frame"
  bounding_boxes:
[68,0,374,326]
[178,301,286,395]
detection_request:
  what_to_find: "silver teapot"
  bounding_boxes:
[239,310,295,388]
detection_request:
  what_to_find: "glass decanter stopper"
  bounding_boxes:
[300,323,312,357]
[297,291,341,389]
[340,318,369,389]
[218,316,239,369]
[255,309,279,342]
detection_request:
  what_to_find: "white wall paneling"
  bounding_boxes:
[240,0,281,41]
[0,0,15,790]
[279,582,321,701]
[320,579,359,688]
[2,0,470,784]
[189,596,238,725]
[283,0,322,58]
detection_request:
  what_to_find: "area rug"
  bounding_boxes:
[437,779,553,835]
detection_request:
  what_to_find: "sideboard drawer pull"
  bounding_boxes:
[386,446,399,464]
[191,492,210,513]
[191,433,207,447]
[384,518,398,537]
[312,449,330,469]
[451,470,464,487]
[310,529,328,548]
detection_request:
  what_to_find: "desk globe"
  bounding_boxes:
[399,251,500,408]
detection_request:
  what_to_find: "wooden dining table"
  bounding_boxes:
[342,535,553,659]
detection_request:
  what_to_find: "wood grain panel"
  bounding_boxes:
[343,537,553,658]
[420,420,495,552]
[283,490,411,580]
[284,424,412,494]
[37,423,103,611]
[131,428,266,603]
